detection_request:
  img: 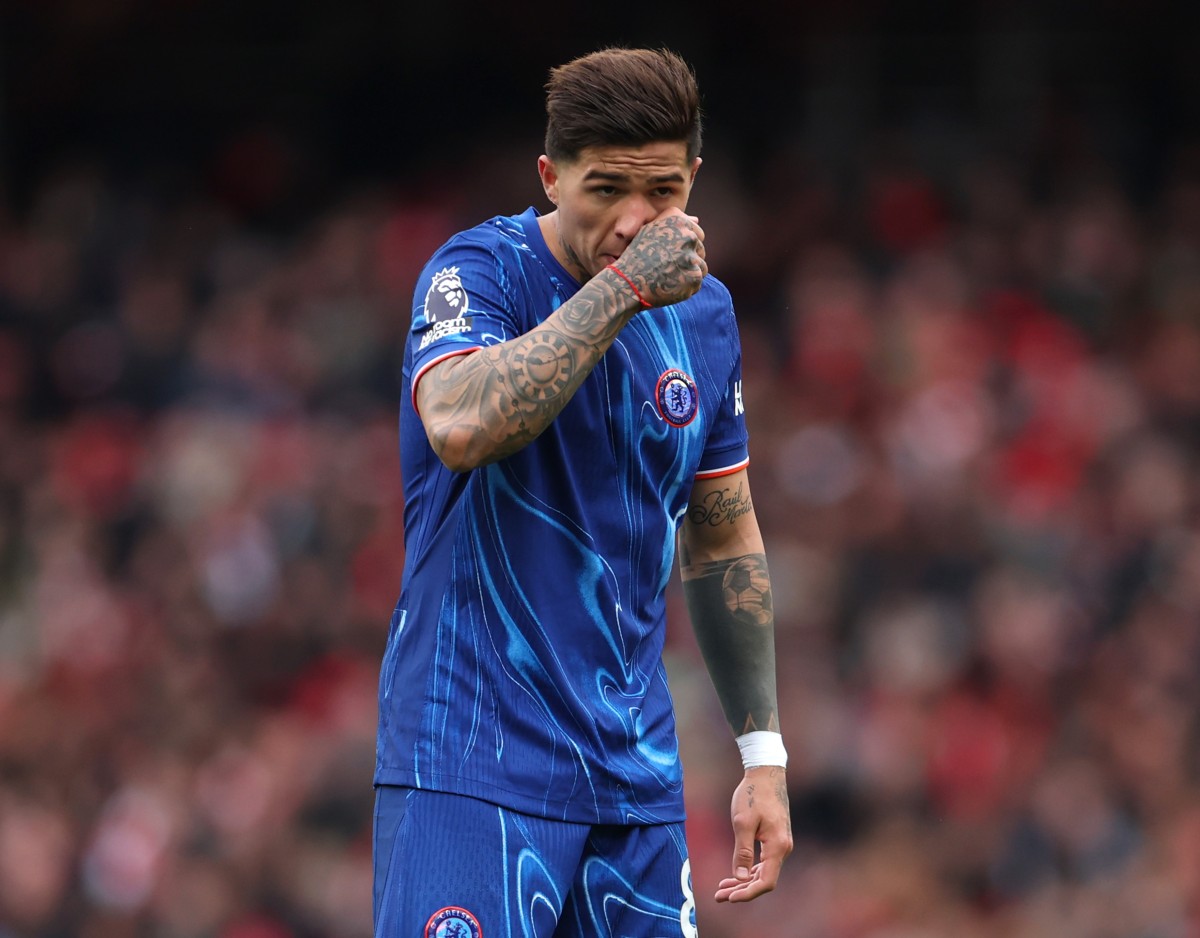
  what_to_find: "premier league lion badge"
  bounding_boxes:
[655,368,699,428]
[425,906,483,938]
[423,267,469,323]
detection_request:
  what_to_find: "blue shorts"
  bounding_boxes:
[372,785,697,938]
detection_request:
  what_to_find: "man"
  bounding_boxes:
[374,47,791,937]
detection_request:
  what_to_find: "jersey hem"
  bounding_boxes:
[372,767,688,825]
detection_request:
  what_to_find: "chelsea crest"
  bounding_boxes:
[425,906,483,938]
[655,368,699,428]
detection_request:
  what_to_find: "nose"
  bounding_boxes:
[613,196,658,243]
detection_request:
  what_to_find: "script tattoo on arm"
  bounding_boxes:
[688,481,754,527]
[680,550,780,736]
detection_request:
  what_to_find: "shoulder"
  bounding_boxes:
[419,215,531,282]
[685,274,736,326]
[410,215,512,273]
[418,215,538,293]
[697,273,734,309]
[434,214,529,260]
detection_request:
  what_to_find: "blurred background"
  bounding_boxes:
[4,1,1200,935]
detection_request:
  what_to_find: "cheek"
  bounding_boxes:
[562,208,603,246]
[579,206,617,242]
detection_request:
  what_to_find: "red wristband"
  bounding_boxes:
[605,263,652,309]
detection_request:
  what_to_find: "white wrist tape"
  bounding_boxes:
[736,731,788,769]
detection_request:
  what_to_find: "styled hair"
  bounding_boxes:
[544,48,702,163]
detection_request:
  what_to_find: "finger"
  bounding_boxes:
[713,866,769,903]
[714,861,780,903]
[715,876,774,903]
[714,874,750,903]
[730,825,756,884]
[714,874,744,903]
[749,850,783,895]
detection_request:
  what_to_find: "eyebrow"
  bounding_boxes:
[581,169,687,184]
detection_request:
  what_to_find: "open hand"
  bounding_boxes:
[715,765,793,903]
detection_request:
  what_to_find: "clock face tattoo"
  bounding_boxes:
[510,333,575,402]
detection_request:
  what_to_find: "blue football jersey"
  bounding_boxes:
[375,207,750,824]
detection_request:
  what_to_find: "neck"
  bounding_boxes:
[537,211,587,282]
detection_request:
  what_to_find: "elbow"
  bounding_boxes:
[436,451,483,474]
[425,421,493,474]
[427,430,477,474]
[414,362,497,473]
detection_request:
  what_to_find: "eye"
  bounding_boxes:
[652,187,677,198]
[591,185,619,198]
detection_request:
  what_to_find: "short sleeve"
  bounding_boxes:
[696,301,750,479]
[408,237,522,399]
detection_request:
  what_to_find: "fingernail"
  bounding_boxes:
[737,866,749,879]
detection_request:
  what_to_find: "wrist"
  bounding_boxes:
[736,730,787,769]
[604,263,653,310]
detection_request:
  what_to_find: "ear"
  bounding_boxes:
[689,156,702,185]
[538,155,559,205]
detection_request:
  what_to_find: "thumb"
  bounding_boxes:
[732,828,756,881]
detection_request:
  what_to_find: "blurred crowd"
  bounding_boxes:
[3,116,1200,938]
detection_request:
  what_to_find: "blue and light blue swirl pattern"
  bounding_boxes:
[373,785,695,937]
[376,207,748,825]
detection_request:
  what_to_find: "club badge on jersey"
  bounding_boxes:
[425,906,483,938]
[655,368,700,428]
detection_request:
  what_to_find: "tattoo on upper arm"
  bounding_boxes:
[687,482,752,527]
[507,333,575,402]
[423,275,634,463]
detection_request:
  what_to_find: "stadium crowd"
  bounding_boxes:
[2,116,1200,937]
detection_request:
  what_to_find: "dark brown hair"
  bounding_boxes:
[544,48,703,163]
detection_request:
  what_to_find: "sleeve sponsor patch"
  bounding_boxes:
[418,317,474,350]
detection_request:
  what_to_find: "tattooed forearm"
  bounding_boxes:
[680,552,780,736]
[420,268,640,469]
[419,211,706,471]
[688,482,753,527]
